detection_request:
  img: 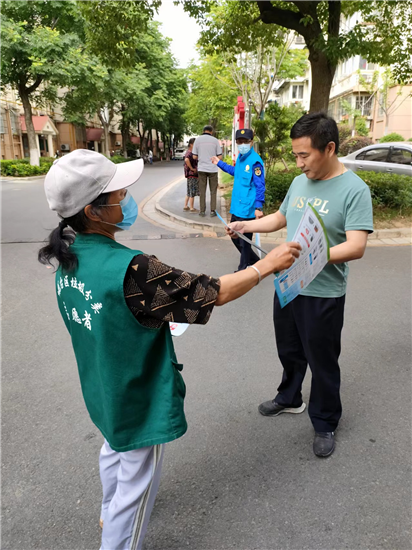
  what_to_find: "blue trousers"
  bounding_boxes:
[230,213,259,271]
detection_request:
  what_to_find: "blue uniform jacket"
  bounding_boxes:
[217,148,265,218]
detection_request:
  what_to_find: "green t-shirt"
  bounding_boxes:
[280,170,373,298]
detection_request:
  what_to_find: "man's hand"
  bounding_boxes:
[225,220,247,238]
[255,209,264,219]
[211,156,220,165]
[263,242,301,272]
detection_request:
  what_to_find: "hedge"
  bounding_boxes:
[1,157,55,177]
[264,169,412,214]
[339,136,372,156]
[110,155,134,164]
[379,133,404,143]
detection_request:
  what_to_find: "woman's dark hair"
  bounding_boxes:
[188,137,196,146]
[38,192,110,273]
[290,112,339,154]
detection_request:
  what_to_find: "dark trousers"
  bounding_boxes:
[198,171,218,213]
[230,214,260,271]
[273,293,346,432]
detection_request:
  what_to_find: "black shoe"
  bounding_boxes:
[258,400,306,417]
[313,432,335,457]
[199,211,206,217]
[210,211,217,217]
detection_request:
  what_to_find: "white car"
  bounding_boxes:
[340,142,412,177]
[173,148,185,161]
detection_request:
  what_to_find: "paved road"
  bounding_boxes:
[2,163,411,550]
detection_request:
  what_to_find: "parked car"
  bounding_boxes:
[173,148,185,161]
[340,142,412,177]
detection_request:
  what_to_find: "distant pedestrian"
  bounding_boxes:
[192,125,222,217]
[148,150,153,165]
[183,138,199,213]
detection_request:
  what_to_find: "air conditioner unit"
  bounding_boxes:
[115,141,121,146]
[61,144,70,151]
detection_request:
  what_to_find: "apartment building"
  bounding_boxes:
[1,87,165,160]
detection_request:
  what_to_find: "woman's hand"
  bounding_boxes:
[225,220,247,238]
[262,242,301,273]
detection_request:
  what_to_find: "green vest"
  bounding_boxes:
[55,233,187,452]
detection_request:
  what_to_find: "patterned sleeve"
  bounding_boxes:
[124,254,221,329]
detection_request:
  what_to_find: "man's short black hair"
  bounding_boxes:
[203,125,213,133]
[290,112,339,154]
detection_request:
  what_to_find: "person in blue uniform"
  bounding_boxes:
[212,128,265,271]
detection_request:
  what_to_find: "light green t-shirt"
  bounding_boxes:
[280,170,373,298]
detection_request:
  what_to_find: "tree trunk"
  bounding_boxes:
[19,88,40,166]
[98,113,111,157]
[120,104,129,157]
[308,50,336,113]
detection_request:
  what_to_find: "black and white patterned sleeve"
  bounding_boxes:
[123,254,221,328]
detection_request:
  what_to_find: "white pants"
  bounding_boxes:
[99,440,164,550]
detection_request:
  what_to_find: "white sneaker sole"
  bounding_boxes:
[267,402,306,417]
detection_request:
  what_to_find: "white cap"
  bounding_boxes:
[44,149,144,218]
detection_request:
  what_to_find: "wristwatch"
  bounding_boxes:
[256,207,263,212]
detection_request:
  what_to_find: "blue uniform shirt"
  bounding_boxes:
[217,148,265,218]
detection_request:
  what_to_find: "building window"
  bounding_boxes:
[10,111,19,134]
[355,95,374,117]
[0,110,6,134]
[292,85,304,100]
[359,57,376,71]
[378,95,385,117]
[328,103,336,118]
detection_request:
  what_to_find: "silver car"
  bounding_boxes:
[340,142,412,177]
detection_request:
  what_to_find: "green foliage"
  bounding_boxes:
[408,138,412,142]
[78,0,161,68]
[110,155,134,164]
[263,168,412,215]
[340,136,373,156]
[337,123,352,143]
[379,133,405,143]
[186,55,238,137]
[362,172,412,212]
[182,1,412,110]
[264,168,301,211]
[1,158,53,176]
[355,117,369,137]
[254,103,305,169]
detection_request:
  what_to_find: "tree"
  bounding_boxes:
[253,102,305,169]
[1,0,160,165]
[182,1,412,112]
[186,55,238,136]
[227,44,307,118]
[359,68,412,136]
[1,1,83,165]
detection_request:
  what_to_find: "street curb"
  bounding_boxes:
[1,175,46,182]
[141,174,412,246]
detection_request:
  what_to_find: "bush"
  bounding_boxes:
[360,171,412,211]
[264,168,301,210]
[355,117,369,137]
[379,133,404,143]
[337,123,351,143]
[407,137,412,142]
[263,168,412,215]
[0,158,54,176]
[110,155,134,164]
[339,136,373,156]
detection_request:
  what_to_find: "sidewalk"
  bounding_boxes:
[144,176,412,246]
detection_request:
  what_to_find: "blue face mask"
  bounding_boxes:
[238,143,251,155]
[104,191,138,230]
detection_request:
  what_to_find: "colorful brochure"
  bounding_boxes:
[274,204,330,308]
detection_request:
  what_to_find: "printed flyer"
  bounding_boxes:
[274,204,330,308]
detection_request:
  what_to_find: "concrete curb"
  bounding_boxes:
[141,174,412,246]
[1,175,46,182]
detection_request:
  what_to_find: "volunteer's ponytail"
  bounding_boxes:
[38,193,110,272]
